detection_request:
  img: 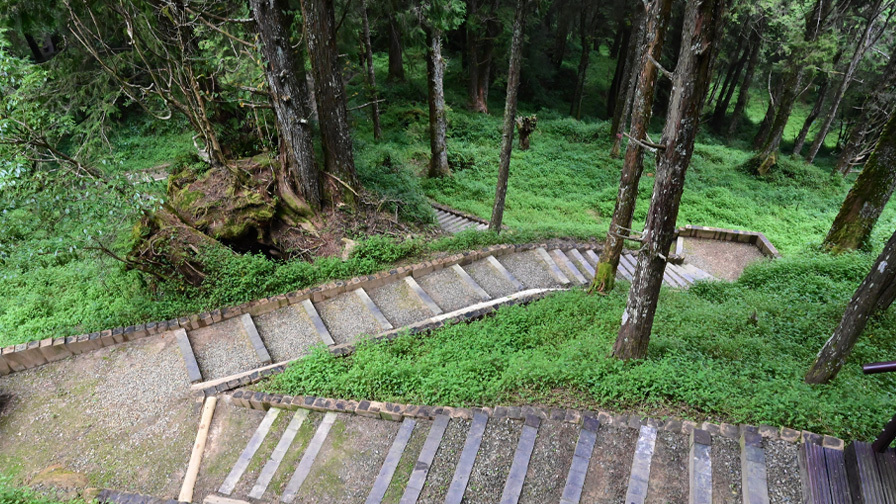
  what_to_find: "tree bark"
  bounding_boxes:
[823,112,896,252]
[489,0,527,233]
[592,0,673,294]
[805,0,885,164]
[251,0,320,211]
[360,0,382,140]
[611,7,646,157]
[427,28,450,177]
[606,21,632,119]
[727,23,762,138]
[836,54,896,174]
[467,0,499,113]
[301,0,360,200]
[806,227,896,384]
[614,0,726,360]
[753,68,805,174]
[570,4,599,118]
[550,0,571,69]
[752,75,781,150]
[387,1,405,82]
[710,33,749,129]
[792,76,830,156]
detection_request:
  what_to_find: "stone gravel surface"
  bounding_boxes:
[368,280,435,328]
[382,419,432,504]
[580,425,638,503]
[189,316,262,381]
[498,251,562,289]
[518,420,578,504]
[316,291,383,345]
[295,413,400,503]
[419,418,471,504]
[765,439,802,504]
[463,417,523,504]
[711,435,743,504]
[417,268,483,313]
[645,430,688,504]
[254,305,324,363]
[0,334,196,498]
[464,260,518,298]
[681,237,767,281]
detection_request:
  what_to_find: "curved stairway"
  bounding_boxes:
[174,246,716,389]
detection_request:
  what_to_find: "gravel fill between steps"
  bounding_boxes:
[368,280,435,328]
[498,251,562,289]
[189,316,262,381]
[464,260,518,298]
[416,268,483,313]
[711,435,743,503]
[418,418,471,504]
[254,305,323,363]
[464,417,523,504]
[518,420,579,504]
[765,438,802,504]
[645,430,688,504]
[315,292,383,345]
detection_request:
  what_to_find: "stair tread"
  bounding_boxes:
[500,250,566,289]
[557,417,598,504]
[537,248,572,285]
[400,415,450,504]
[280,412,338,503]
[367,278,439,329]
[301,299,335,346]
[551,249,587,285]
[220,408,281,495]
[366,418,416,504]
[417,267,488,312]
[451,264,492,302]
[248,409,309,499]
[315,291,385,345]
[253,304,324,363]
[445,412,489,504]
[625,425,657,504]
[500,418,540,504]
[464,258,521,298]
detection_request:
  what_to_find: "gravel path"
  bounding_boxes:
[189,316,262,381]
[0,334,196,497]
[465,260,518,298]
[681,237,767,281]
[711,436,743,503]
[417,268,482,313]
[645,430,688,504]
[382,419,432,504]
[518,420,578,504]
[254,305,324,363]
[316,291,383,345]
[498,251,561,289]
[418,418,471,504]
[580,425,638,503]
[765,439,802,504]
[368,280,435,328]
[464,417,523,504]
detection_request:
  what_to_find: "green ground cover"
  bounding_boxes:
[267,251,896,440]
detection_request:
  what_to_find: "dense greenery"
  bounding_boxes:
[0,478,89,504]
[267,252,896,440]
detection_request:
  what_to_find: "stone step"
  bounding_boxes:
[400,414,450,504]
[689,429,712,504]
[445,411,489,504]
[280,412,338,502]
[301,299,335,346]
[741,430,771,504]
[625,425,657,504]
[451,264,492,302]
[417,265,490,313]
[668,263,696,285]
[315,290,387,345]
[366,418,417,504]
[557,415,599,504]
[536,247,572,286]
[239,314,272,366]
[366,277,441,329]
[248,409,309,499]
[567,249,596,280]
[254,304,326,363]
[354,287,395,332]
[551,249,587,285]
[617,254,636,281]
[463,257,522,299]
[500,415,541,504]
[417,417,472,503]
[498,250,566,289]
[187,317,264,383]
[219,407,282,495]
[174,328,202,383]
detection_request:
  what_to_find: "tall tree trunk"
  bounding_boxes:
[752,75,781,149]
[360,0,382,140]
[614,0,726,360]
[592,0,673,294]
[427,28,450,177]
[792,76,830,156]
[467,0,499,113]
[570,4,598,119]
[823,112,896,252]
[550,0,571,69]
[805,0,884,164]
[836,54,896,174]
[806,227,896,384]
[611,8,646,157]
[710,34,749,129]
[301,0,360,201]
[251,0,320,211]
[753,68,805,174]
[489,0,527,233]
[606,22,632,119]
[727,24,762,138]
[387,3,405,82]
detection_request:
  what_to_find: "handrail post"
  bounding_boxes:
[873,412,896,453]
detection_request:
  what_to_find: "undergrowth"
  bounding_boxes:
[266,251,896,440]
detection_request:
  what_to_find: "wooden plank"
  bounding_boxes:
[180,397,218,503]
[624,425,657,504]
[669,264,696,284]
[535,247,571,285]
[617,254,636,281]
[560,415,599,504]
[400,415,451,504]
[824,447,852,504]
[568,249,596,279]
[248,409,310,499]
[486,256,525,291]
[689,429,712,504]
[219,408,281,495]
[876,448,896,503]
[280,412,338,503]
[240,314,272,366]
[366,418,417,504]
[798,442,833,504]
[445,412,489,504]
[845,442,888,504]
[174,329,202,383]
[404,276,443,315]
[499,416,541,504]
[452,264,492,301]
[584,249,600,266]
[355,288,394,331]
[664,264,690,287]
[203,496,251,504]
[301,299,335,346]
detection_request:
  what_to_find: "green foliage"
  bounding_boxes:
[0,476,90,504]
[268,252,896,440]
